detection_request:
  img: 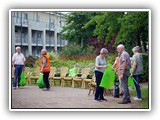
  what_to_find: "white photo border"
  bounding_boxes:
[9,9,151,111]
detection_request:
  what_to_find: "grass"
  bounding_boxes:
[130,88,149,108]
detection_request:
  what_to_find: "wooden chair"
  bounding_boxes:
[24,67,31,85]
[72,68,90,88]
[28,67,40,85]
[82,75,95,89]
[12,67,14,80]
[88,76,96,95]
[62,68,80,87]
[52,68,68,86]
[49,67,57,86]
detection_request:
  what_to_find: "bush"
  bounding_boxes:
[141,54,149,82]
[25,55,36,68]
[60,43,95,57]
[60,43,82,56]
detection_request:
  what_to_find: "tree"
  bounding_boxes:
[84,12,149,53]
[61,11,149,54]
[116,12,149,53]
[61,12,96,48]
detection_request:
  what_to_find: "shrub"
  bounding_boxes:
[60,43,82,56]
[141,54,149,82]
[25,55,36,68]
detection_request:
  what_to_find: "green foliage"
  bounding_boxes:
[60,43,94,56]
[141,54,149,82]
[48,52,59,60]
[25,55,36,67]
[116,12,149,53]
[61,12,96,47]
[60,43,82,56]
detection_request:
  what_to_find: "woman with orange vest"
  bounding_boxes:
[112,53,122,96]
[40,49,50,91]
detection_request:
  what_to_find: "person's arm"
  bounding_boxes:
[120,54,127,79]
[96,65,107,69]
[12,54,15,67]
[23,56,26,70]
[131,61,137,76]
[122,60,127,75]
[95,57,107,69]
[112,58,118,68]
[41,57,46,72]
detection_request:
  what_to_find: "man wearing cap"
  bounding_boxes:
[12,46,26,89]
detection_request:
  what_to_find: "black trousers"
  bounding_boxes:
[43,72,50,89]
[95,71,104,100]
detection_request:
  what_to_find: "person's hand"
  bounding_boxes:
[104,65,108,68]
[23,67,25,71]
[130,73,133,77]
[40,69,43,73]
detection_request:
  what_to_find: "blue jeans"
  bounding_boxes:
[133,75,141,99]
[13,65,24,87]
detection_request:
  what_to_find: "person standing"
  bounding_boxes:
[40,49,50,91]
[112,53,123,96]
[12,46,26,89]
[94,48,108,102]
[117,44,131,104]
[131,46,143,100]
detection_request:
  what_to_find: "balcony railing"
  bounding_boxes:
[15,37,28,44]
[32,38,42,44]
[12,16,28,26]
[46,39,67,46]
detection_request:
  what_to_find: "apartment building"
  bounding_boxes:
[11,11,68,57]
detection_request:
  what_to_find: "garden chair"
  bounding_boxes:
[28,67,40,85]
[72,68,90,88]
[88,76,96,95]
[12,67,14,80]
[82,75,95,89]
[62,67,80,87]
[24,67,31,85]
[49,67,57,86]
[52,68,68,86]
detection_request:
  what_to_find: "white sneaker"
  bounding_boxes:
[133,97,142,101]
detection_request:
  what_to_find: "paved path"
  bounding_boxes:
[12,85,143,109]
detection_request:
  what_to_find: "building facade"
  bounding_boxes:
[11,11,68,57]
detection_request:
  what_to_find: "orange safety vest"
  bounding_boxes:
[115,57,121,76]
[40,54,50,72]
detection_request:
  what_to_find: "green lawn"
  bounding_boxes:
[130,88,149,108]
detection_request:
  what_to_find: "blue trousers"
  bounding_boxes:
[133,75,141,98]
[95,71,104,100]
[13,65,24,87]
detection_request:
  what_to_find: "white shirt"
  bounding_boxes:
[12,53,26,65]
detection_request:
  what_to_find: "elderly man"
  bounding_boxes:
[117,44,131,104]
[40,49,50,91]
[12,46,26,89]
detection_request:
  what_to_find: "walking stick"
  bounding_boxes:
[132,77,142,89]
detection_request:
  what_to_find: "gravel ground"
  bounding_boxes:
[11,85,142,109]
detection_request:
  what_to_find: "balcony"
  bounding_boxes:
[15,37,28,44]
[32,38,42,44]
[12,16,28,26]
